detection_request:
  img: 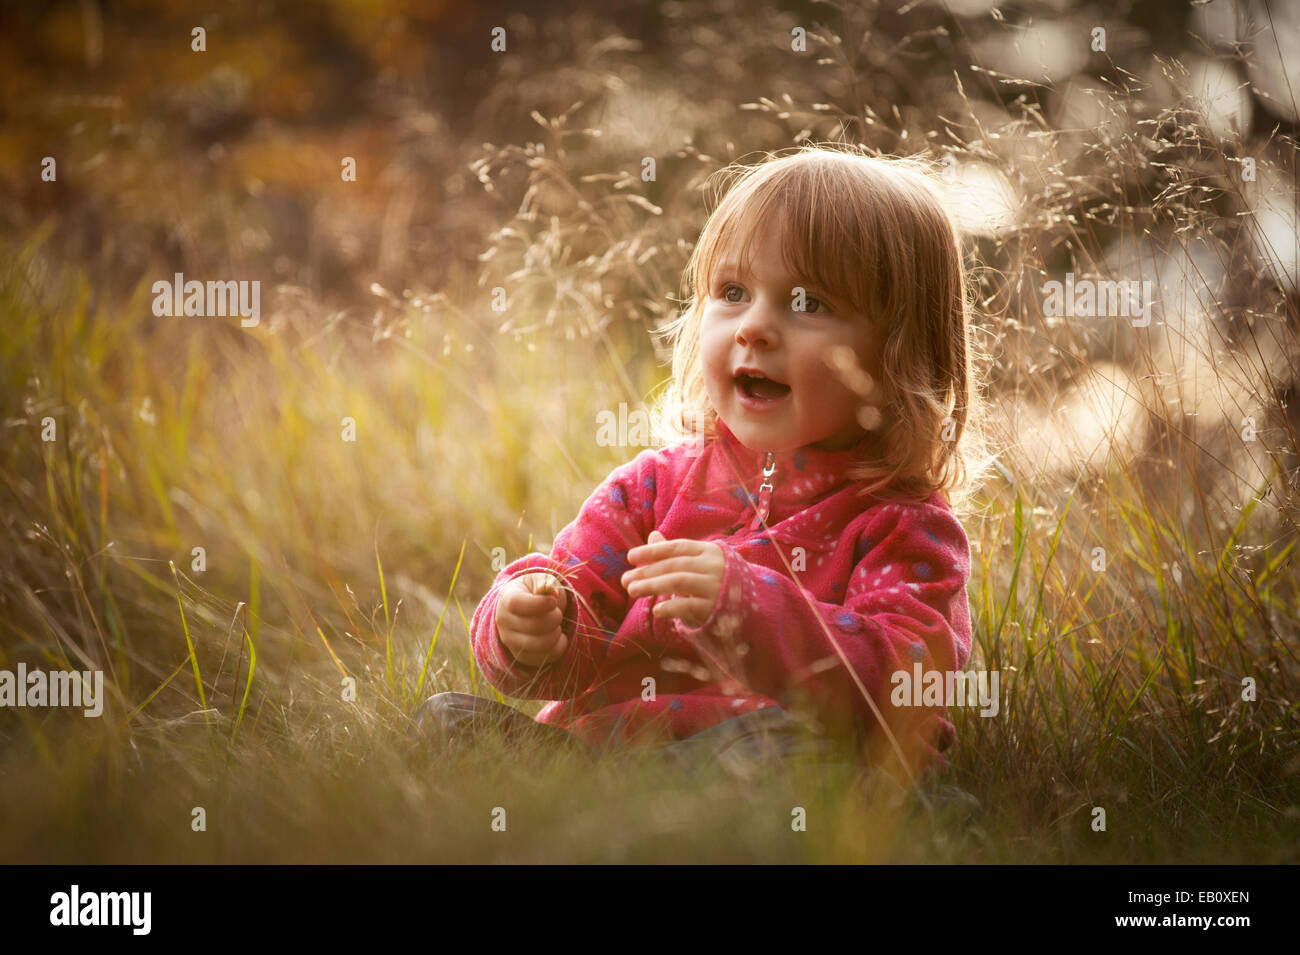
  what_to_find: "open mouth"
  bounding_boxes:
[734,372,792,402]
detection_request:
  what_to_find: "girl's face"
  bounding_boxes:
[700,222,882,453]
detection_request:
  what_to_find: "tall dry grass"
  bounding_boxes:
[0,0,1297,861]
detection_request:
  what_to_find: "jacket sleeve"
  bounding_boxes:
[670,500,973,750]
[470,449,659,701]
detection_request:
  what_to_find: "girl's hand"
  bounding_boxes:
[496,572,570,667]
[621,530,725,629]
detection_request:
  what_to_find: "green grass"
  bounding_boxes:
[2,1,1299,863]
[1,232,1296,863]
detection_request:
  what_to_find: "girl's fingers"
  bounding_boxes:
[509,630,567,667]
[523,572,562,595]
[627,536,704,565]
[505,626,565,652]
[499,605,564,635]
[651,596,710,626]
[626,571,713,599]
[621,556,703,587]
[503,584,563,616]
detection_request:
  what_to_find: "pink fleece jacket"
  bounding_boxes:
[470,417,974,768]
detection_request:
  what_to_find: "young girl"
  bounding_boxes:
[417,145,988,782]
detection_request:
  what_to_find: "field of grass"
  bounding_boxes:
[1,0,1298,863]
[3,229,1296,863]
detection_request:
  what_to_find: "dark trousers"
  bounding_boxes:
[411,692,983,819]
[411,691,855,779]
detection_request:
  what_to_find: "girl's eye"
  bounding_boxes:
[797,295,833,315]
[714,283,833,313]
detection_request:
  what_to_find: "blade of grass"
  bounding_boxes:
[315,621,350,681]
[455,594,506,704]
[120,657,191,728]
[414,536,467,700]
[1091,651,1165,777]
[1214,476,1265,578]
[376,538,394,697]
[248,551,260,648]
[230,612,257,746]
[991,490,1028,647]
[1029,490,1072,638]
[169,560,208,725]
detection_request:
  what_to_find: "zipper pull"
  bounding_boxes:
[748,452,777,530]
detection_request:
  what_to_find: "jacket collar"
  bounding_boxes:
[709,416,872,522]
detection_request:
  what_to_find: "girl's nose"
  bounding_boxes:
[735,296,782,348]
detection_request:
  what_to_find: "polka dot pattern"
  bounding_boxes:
[468,417,973,767]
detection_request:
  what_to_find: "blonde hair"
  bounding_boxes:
[648,143,994,510]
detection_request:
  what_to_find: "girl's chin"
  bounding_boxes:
[726,416,794,448]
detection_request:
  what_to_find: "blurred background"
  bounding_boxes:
[0,0,1297,862]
